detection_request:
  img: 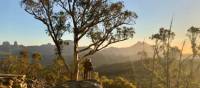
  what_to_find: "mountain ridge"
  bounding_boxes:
[0,41,154,67]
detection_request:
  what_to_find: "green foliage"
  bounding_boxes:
[100,76,136,88]
[21,0,137,80]
[97,58,200,88]
[28,52,43,79]
[0,50,70,86]
[97,25,200,88]
[187,26,200,55]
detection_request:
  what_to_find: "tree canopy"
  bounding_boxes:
[21,0,137,80]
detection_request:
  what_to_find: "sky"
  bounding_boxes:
[0,0,200,53]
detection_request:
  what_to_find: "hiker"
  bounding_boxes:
[83,58,93,80]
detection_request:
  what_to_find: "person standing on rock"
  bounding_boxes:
[83,58,93,80]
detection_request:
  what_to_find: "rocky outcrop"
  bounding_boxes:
[26,79,47,88]
[0,74,27,88]
[0,74,102,88]
[53,80,102,88]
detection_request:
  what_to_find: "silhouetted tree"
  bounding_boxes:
[186,26,200,88]
[187,26,200,57]
[150,25,175,88]
[149,35,160,88]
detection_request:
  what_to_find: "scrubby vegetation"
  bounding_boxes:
[100,76,136,88]
[0,50,136,88]
[97,26,200,88]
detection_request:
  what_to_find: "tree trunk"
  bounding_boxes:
[55,43,71,78]
[73,36,79,80]
[150,48,156,88]
[186,55,195,88]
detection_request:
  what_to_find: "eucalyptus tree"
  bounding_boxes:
[149,33,161,88]
[187,26,200,57]
[21,0,70,73]
[150,27,175,88]
[186,26,200,88]
[21,0,137,80]
[56,0,137,80]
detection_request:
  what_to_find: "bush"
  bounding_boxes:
[100,76,136,88]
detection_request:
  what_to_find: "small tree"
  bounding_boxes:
[29,52,43,79]
[186,26,200,88]
[19,48,30,75]
[187,26,200,57]
[21,0,70,73]
[150,27,175,88]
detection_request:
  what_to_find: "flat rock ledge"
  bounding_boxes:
[53,80,102,88]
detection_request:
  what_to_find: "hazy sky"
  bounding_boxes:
[0,0,200,53]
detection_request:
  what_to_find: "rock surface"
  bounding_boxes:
[0,74,27,88]
[53,80,102,88]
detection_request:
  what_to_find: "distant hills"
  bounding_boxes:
[0,41,154,67]
[0,40,74,65]
[92,41,154,67]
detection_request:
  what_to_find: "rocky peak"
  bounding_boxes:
[2,41,10,46]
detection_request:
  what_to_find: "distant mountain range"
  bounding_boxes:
[0,41,154,67]
[92,41,154,67]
